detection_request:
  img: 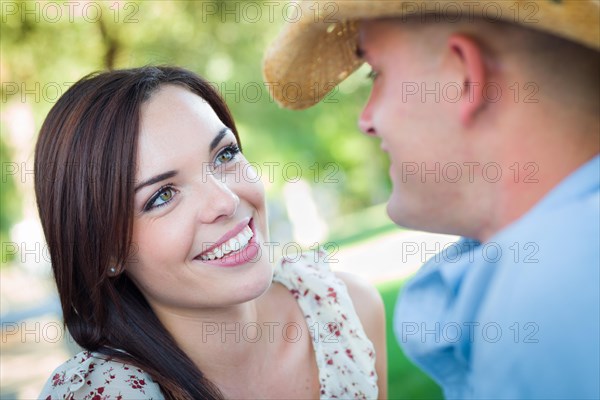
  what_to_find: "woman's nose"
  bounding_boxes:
[197,175,240,224]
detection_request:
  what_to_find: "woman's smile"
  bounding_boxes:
[195,218,261,267]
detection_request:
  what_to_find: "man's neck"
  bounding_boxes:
[476,133,599,243]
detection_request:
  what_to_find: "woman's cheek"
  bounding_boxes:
[130,216,188,269]
[246,165,266,204]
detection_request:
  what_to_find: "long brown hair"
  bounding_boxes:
[34,66,240,399]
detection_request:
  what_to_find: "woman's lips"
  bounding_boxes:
[197,217,251,256]
[195,218,260,267]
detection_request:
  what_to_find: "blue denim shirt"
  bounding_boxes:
[395,155,600,399]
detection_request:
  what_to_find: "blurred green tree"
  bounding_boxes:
[0,133,21,265]
[1,0,391,244]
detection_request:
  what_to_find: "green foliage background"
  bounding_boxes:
[0,3,443,398]
[1,1,392,253]
[0,132,21,263]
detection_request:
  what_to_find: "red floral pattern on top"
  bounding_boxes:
[39,351,162,399]
[273,250,379,399]
[40,251,377,399]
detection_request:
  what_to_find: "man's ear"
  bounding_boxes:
[447,34,487,127]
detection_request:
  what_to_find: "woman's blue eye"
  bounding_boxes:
[215,144,240,167]
[145,185,176,211]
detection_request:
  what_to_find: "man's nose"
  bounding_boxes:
[359,94,377,136]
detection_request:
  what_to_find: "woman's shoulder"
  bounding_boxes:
[272,247,379,341]
[273,248,381,397]
[273,248,382,306]
[334,271,385,329]
[40,350,163,400]
[273,247,338,288]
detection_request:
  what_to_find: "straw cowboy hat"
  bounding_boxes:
[263,0,600,110]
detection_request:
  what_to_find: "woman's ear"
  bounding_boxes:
[447,34,487,127]
[108,242,137,277]
[107,263,124,277]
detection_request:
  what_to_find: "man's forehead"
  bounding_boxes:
[356,20,381,58]
[357,19,402,58]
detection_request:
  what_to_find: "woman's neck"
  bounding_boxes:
[151,286,283,385]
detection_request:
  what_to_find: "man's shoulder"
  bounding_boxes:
[498,174,599,265]
[469,185,600,397]
[485,179,599,306]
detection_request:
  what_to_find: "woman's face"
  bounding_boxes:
[125,84,271,314]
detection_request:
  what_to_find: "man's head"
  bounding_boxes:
[264,1,600,240]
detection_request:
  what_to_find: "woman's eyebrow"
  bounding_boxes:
[209,127,231,152]
[135,128,230,193]
[134,170,178,193]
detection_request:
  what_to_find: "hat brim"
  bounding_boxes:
[263,0,600,110]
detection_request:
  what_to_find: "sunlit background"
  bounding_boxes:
[0,1,452,398]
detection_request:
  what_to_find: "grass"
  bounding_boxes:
[376,278,444,400]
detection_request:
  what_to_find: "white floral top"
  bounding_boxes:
[273,251,378,399]
[40,351,161,399]
[39,251,378,399]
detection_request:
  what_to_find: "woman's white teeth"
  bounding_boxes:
[200,226,253,261]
